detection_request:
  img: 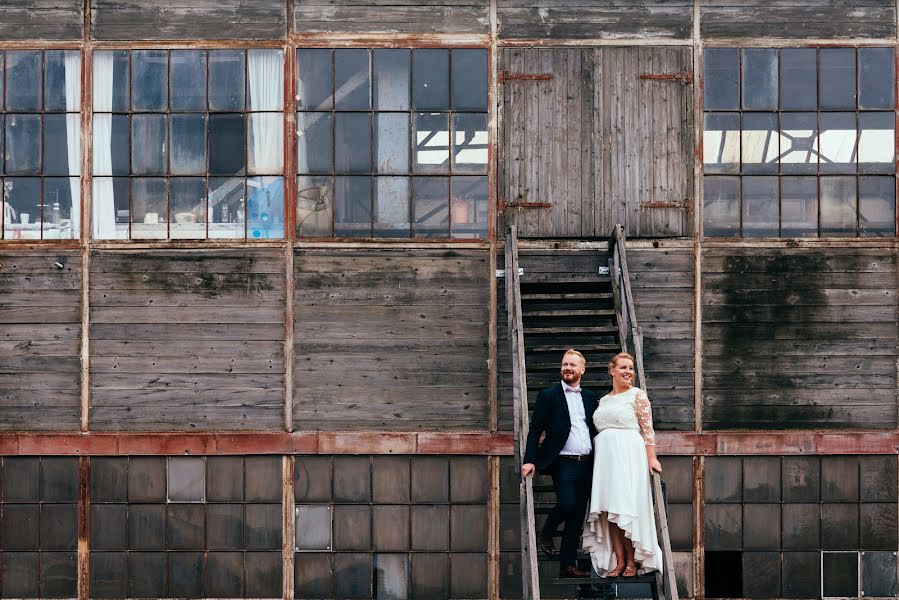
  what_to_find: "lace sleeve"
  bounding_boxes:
[634,389,656,446]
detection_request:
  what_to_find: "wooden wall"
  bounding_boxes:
[498,46,693,239]
[0,252,82,431]
[89,249,286,430]
[701,247,899,430]
[292,0,489,34]
[0,0,82,40]
[293,249,490,430]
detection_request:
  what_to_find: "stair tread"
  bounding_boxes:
[526,344,622,353]
[543,573,658,585]
[524,326,618,334]
[520,275,611,283]
[522,292,614,300]
[522,309,616,317]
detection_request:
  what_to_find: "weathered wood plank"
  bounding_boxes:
[293,0,488,34]
[91,323,284,341]
[700,1,896,39]
[0,0,82,40]
[89,406,283,431]
[91,305,284,324]
[702,249,898,273]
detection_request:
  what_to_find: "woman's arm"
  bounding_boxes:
[635,390,662,473]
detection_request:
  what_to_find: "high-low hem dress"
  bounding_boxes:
[582,386,663,576]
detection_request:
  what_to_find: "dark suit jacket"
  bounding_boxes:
[523,383,599,471]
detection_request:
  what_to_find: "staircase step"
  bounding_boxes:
[520,274,611,284]
[544,573,658,585]
[521,292,614,301]
[526,343,622,353]
[522,309,616,318]
[524,326,618,335]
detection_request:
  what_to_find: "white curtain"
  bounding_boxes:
[92,52,118,238]
[63,51,81,237]
[247,49,283,174]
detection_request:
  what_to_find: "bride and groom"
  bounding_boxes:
[520,349,663,579]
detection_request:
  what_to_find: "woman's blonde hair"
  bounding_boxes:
[608,352,635,376]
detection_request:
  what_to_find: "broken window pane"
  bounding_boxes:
[741,113,778,174]
[703,176,740,237]
[742,176,779,237]
[297,175,333,237]
[820,176,857,236]
[741,49,777,110]
[703,113,740,174]
[704,48,739,110]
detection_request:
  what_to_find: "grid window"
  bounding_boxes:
[92,49,285,241]
[296,48,488,239]
[0,50,81,241]
[703,47,897,238]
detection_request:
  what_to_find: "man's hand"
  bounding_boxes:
[521,463,536,478]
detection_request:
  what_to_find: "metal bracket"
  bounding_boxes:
[597,266,610,276]
[496,268,524,278]
[498,70,554,84]
[498,198,552,211]
[639,200,693,212]
[638,71,693,85]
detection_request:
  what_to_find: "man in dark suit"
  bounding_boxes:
[521,349,598,578]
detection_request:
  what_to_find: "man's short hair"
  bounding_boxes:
[563,348,586,366]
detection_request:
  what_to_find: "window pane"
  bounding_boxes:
[859,176,895,237]
[412,50,449,110]
[45,51,79,112]
[6,115,41,175]
[248,49,284,111]
[248,113,284,174]
[374,176,409,237]
[43,114,71,175]
[297,175,333,237]
[6,51,41,112]
[3,177,41,240]
[780,112,818,174]
[170,50,207,111]
[92,177,129,239]
[335,49,370,110]
[412,176,448,237]
[131,114,168,176]
[131,177,167,239]
[93,50,129,112]
[452,113,488,174]
[93,114,130,176]
[131,50,167,111]
[414,112,450,174]
[376,113,409,174]
[780,48,817,110]
[820,176,857,236]
[819,48,856,110]
[170,114,207,176]
[43,177,77,239]
[452,49,487,111]
[781,176,818,237]
[335,113,371,174]
[208,114,246,176]
[451,175,487,239]
[703,176,740,237]
[247,176,284,239]
[374,49,410,111]
[169,178,206,239]
[297,112,333,174]
[297,49,333,111]
[703,48,739,110]
[209,50,245,111]
[741,113,778,174]
[859,48,895,109]
[858,112,895,174]
[742,176,779,237]
[208,176,245,238]
[818,112,857,174]
[335,176,371,237]
[742,49,777,110]
[704,113,740,174]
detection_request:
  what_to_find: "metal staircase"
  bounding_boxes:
[504,224,678,600]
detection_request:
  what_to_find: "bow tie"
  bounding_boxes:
[564,386,581,394]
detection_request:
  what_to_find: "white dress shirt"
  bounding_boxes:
[558,381,593,456]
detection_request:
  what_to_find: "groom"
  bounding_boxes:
[521,349,598,578]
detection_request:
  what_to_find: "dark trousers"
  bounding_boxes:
[543,457,593,568]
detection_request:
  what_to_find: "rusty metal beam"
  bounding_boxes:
[497,69,552,84]
[638,71,693,84]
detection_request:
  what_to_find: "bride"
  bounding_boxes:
[582,352,663,577]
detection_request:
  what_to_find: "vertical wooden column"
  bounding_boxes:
[77,455,90,600]
[282,455,296,600]
[691,3,703,597]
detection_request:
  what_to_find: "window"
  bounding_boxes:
[703,47,896,238]
[296,48,489,239]
[0,50,81,241]
[92,49,285,240]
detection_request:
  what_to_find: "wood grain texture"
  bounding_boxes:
[0,0,82,40]
[0,252,82,431]
[292,0,489,34]
[293,249,490,430]
[701,247,899,430]
[89,249,286,431]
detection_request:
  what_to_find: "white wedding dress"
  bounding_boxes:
[582,386,663,576]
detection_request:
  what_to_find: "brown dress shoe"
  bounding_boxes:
[559,565,590,578]
[538,532,557,557]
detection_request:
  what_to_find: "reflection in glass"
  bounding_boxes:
[741,113,778,174]
[703,113,739,174]
[374,49,410,111]
[171,50,207,111]
[818,112,857,174]
[170,114,207,176]
[248,113,284,174]
[92,177,129,239]
[297,49,333,111]
[779,112,818,174]
[131,177,167,239]
[335,49,370,110]
[131,114,168,175]
[43,114,71,175]
[858,112,895,173]
[208,177,245,238]
[819,48,856,110]
[168,457,206,502]
[452,50,488,111]
[374,176,409,237]
[169,177,206,239]
[208,114,246,176]
[6,51,41,112]
[859,176,896,237]
[43,177,77,239]
[412,50,449,110]
[132,50,168,111]
[6,115,41,175]
[335,113,371,174]
[413,112,450,174]
[248,49,284,112]
[375,113,409,174]
[820,176,857,236]
[703,176,740,237]
[779,48,816,110]
[209,50,245,111]
[451,175,487,239]
[247,176,284,239]
[93,50,129,112]
[297,175,333,237]
[412,176,448,237]
[741,49,777,110]
[3,177,41,240]
[859,48,895,109]
[44,51,78,112]
[296,112,333,174]
[335,176,371,237]
[780,176,818,237]
[703,49,739,110]
[742,176,778,237]
[452,113,488,174]
[93,114,130,176]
